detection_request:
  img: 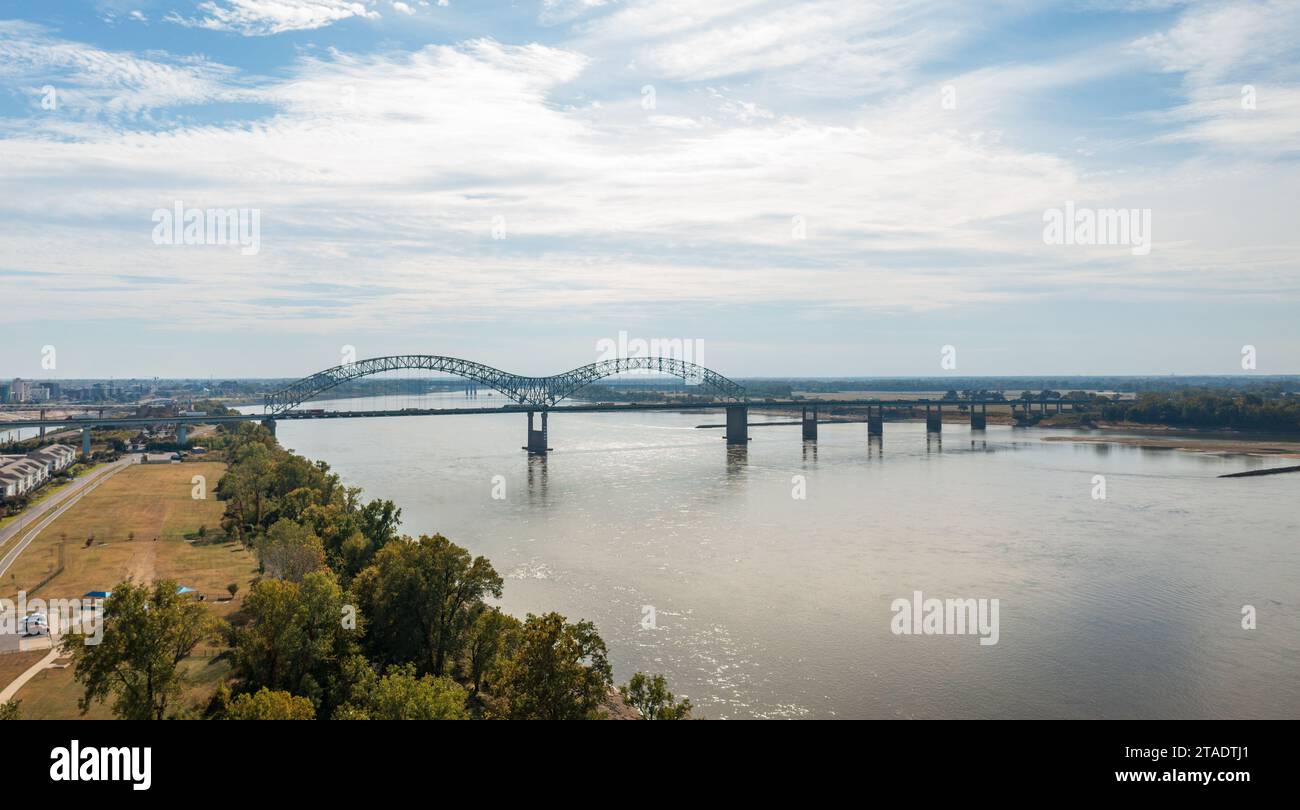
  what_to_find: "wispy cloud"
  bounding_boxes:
[169,0,382,36]
[0,0,1296,374]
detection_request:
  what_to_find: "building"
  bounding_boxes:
[0,458,44,496]
[0,444,75,500]
[28,444,76,474]
[0,471,22,499]
[8,378,30,403]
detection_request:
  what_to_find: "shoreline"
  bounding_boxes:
[1040,433,1300,457]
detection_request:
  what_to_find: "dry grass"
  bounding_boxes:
[13,660,114,719]
[0,649,47,693]
[3,461,257,719]
[15,651,232,720]
[1,462,257,612]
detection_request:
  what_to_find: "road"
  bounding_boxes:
[0,455,136,579]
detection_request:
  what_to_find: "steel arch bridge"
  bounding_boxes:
[263,355,747,415]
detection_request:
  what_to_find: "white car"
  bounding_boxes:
[20,614,49,637]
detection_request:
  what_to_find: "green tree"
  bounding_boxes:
[493,612,612,720]
[256,518,327,582]
[226,687,317,720]
[232,570,359,716]
[64,580,220,720]
[338,664,469,720]
[460,607,521,694]
[354,534,503,676]
[619,672,692,720]
[0,700,19,720]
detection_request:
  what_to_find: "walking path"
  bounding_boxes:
[0,642,60,704]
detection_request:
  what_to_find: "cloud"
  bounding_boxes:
[171,0,382,36]
[1132,0,1300,154]
[0,21,250,116]
[571,0,963,95]
[0,1,1297,337]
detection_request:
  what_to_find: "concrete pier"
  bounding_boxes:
[177,424,188,446]
[867,405,883,436]
[81,426,91,458]
[970,403,987,431]
[39,409,46,439]
[725,405,749,445]
[801,406,818,440]
[525,410,549,455]
[261,418,277,437]
[926,403,942,433]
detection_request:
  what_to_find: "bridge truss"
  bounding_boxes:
[263,355,747,415]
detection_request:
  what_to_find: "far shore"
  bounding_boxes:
[1040,433,1300,457]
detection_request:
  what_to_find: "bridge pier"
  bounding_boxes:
[81,427,91,458]
[801,406,817,441]
[39,409,46,439]
[260,418,277,437]
[725,405,749,445]
[525,410,549,455]
[970,403,987,431]
[926,403,942,433]
[177,424,188,446]
[867,405,883,437]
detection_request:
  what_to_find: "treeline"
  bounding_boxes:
[1095,390,1300,432]
[59,423,690,721]
[762,376,1299,396]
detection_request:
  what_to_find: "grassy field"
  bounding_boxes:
[3,461,256,718]
[1,461,256,610]
[14,650,232,720]
[0,649,47,694]
[0,462,105,533]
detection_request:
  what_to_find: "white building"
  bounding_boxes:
[29,443,75,473]
[0,444,75,499]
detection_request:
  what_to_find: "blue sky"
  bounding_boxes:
[1,0,1297,378]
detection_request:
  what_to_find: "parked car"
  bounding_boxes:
[20,613,48,636]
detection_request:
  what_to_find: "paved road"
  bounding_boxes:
[0,455,136,579]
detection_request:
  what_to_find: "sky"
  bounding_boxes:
[0,0,1297,379]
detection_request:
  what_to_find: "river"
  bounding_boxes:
[243,394,1300,718]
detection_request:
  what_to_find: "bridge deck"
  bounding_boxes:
[1,399,1088,432]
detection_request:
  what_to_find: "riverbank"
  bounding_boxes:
[1041,433,1300,457]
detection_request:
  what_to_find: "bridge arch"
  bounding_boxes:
[263,354,746,414]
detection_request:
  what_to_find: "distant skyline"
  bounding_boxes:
[2,1,1298,378]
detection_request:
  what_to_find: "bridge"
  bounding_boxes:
[2,355,1092,457]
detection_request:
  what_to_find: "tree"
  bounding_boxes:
[338,664,468,720]
[620,672,692,720]
[0,700,19,720]
[256,518,326,582]
[354,534,502,676]
[64,580,220,720]
[493,612,612,720]
[232,570,359,716]
[226,688,317,720]
[460,607,521,694]
[217,441,277,541]
[227,582,239,598]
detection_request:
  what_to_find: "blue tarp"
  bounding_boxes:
[83,591,111,599]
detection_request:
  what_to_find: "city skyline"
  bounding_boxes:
[2,1,1299,377]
